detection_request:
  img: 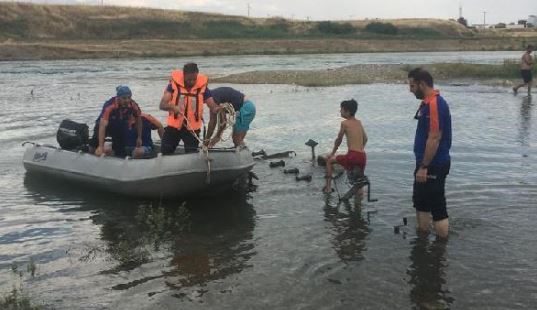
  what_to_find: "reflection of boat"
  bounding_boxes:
[24,175,257,296]
[22,143,255,198]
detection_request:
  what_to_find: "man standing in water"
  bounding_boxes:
[408,68,452,239]
[513,45,534,97]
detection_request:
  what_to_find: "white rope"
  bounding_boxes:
[176,103,235,185]
[216,103,236,143]
[180,114,212,184]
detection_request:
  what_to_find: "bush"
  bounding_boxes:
[317,21,355,35]
[364,22,398,35]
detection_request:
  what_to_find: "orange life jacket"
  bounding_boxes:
[166,71,208,131]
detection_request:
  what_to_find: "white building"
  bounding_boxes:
[528,15,537,26]
[506,24,525,29]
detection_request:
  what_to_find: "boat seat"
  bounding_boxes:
[338,165,377,203]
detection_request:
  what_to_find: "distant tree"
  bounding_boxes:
[457,17,468,27]
[364,22,398,35]
[317,21,355,35]
[495,23,506,29]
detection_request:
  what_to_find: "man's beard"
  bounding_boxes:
[414,89,425,100]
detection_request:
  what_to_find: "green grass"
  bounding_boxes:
[0,3,484,41]
[410,60,537,80]
[0,260,45,310]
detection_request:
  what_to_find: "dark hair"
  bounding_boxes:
[407,68,434,87]
[183,63,199,74]
[341,99,358,116]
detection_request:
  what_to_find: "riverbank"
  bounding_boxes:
[1,3,536,61]
[213,63,534,87]
[0,38,534,61]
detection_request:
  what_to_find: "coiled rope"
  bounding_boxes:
[216,103,236,143]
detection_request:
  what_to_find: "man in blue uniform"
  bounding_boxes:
[89,85,142,157]
[408,68,452,239]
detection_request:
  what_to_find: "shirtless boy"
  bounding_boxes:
[513,45,534,97]
[323,99,368,193]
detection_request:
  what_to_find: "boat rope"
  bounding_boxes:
[181,115,212,184]
[216,103,236,143]
[176,103,235,185]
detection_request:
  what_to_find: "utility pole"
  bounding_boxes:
[483,11,486,26]
[247,3,251,18]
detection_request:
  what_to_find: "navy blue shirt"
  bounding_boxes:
[127,114,161,147]
[95,96,141,124]
[210,87,245,111]
[414,91,451,166]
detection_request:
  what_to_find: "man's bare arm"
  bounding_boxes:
[421,130,441,167]
[159,91,176,113]
[330,123,345,156]
[361,122,368,147]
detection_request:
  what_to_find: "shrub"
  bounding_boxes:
[364,22,398,35]
[317,21,355,35]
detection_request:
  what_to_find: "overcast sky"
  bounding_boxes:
[60,0,535,24]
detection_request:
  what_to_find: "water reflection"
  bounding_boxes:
[23,174,257,296]
[518,96,533,147]
[323,199,370,262]
[407,237,454,309]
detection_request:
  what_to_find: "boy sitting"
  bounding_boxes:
[323,99,368,193]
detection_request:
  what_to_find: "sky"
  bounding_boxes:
[31,0,537,24]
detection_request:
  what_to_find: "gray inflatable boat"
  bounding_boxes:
[22,143,255,198]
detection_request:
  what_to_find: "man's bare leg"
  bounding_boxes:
[514,83,528,94]
[232,131,247,147]
[433,218,449,239]
[416,211,432,235]
[324,156,335,193]
[528,81,533,97]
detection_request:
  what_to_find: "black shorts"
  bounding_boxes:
[521,70,533,84]
[413,162,450,221]
[161,126,200,155]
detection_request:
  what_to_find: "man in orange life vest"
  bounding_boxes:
[159,63,219,154]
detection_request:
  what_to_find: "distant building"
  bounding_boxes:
[528,15,537,27]
[473,24,490,29]
[506,24,525,29]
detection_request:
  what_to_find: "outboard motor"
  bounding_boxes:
[56,119,89,151]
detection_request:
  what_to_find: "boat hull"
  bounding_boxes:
[23,144,255,198]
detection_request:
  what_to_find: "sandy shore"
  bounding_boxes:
[213,64,518,87]
[0,38,530,61]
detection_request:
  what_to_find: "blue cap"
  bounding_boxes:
[116,85,132,97]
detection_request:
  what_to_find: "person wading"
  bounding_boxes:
[408,68,452,239]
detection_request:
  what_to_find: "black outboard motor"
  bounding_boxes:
[56,119,89,151]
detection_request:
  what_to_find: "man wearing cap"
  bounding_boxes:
[89,85,142,157]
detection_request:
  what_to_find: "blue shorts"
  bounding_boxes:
[233,100,256,133]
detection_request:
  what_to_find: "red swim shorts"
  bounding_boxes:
[336,150,366,172]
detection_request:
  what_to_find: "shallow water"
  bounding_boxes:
[1,52,536,309]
